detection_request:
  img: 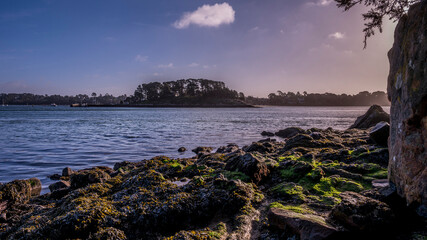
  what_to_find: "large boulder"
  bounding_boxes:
[216,143,239,154]
[70,167,112,189]
[62,167,74,177]
[329,191,395,231]
[225,153,269,183]
[349,105,390,129]
[268,208,338,240]
[0,178,41,205]
[261,131,275,137]
[275,127,306,138]
[387,1,427,217]
[49,180,71,193]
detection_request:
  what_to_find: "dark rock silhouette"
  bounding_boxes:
[275,127,306,138]
[261,131,275,137]
[349,105,390,129]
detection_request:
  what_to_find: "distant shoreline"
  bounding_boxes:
[84,103,258,108]
[0,104,392,108]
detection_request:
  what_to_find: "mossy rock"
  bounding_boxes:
[271,182,306,202]
[0,178,41,204]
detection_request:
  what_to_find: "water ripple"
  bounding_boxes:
[0,105,389,193]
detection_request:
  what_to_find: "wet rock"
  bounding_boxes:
[196,153,227,169]
[177,147,186,152]
[349,105,390,129]
[282,134,344,151]
[49,180,70,193]
[225,153,269,183]
[243,141,276,153]
[216,143,239,154]
[258,138,277,143]
[113,161,134,171]
[261,131,275,137]
[192,146,214,155]
[369,122,390,146]
[309,132,324,140]
[268,208,338,240]
[330,191,395,231]
[62,167,74,177]
[48,174,61,180]
[275,127,306,138]
[387,1,427,217]
[89,227,127,240]
[70,167,112,189]
[0,178,41,205]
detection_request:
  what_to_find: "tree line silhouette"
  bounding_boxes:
[245,90,390,106]
[0,93,127,105]
[1,79,389,106]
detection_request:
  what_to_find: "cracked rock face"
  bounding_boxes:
[387,1,427,217]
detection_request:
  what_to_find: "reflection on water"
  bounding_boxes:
[0,105,389,192]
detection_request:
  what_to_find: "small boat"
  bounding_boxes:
[51,103,57,107]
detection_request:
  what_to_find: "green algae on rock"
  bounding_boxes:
[0,127,425,239]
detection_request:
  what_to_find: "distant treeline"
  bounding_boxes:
[0,93,128,105]
[245,91,390,106]
[127,79,244,104]
[1,79,390,106]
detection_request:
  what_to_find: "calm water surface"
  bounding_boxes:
[0,105,390,192]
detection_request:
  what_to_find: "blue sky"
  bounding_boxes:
[0,0,396,96]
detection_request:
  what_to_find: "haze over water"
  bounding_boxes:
[0,105,389,192]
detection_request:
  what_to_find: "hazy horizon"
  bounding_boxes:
[0,0,396,97]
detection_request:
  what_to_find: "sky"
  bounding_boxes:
[0,0,397,97]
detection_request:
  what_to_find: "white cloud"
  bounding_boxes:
[328,32,345,39]
[188,62,200,67]
[157,63,174,68]
[306,0,333,7]
[249,26,259,32]
[134,55,148,62]
[173,3,235,29]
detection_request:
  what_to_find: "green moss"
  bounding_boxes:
[223,171,251,182]
[184,164,207,171]
[207,222,227,239]
[254,191,265,203]
[365,169,388,179]
[296,175,364,206]
[271,182,305,201]
[208,231,222,239]
[278,154,300,162]
[192,176,205,186]
[269,202,315,214]
[28,179,37,187]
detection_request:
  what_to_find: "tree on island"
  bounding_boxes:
[128,79,241,104]
[334,0,421,48]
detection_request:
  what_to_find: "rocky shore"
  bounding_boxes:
[0,107,426,240]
